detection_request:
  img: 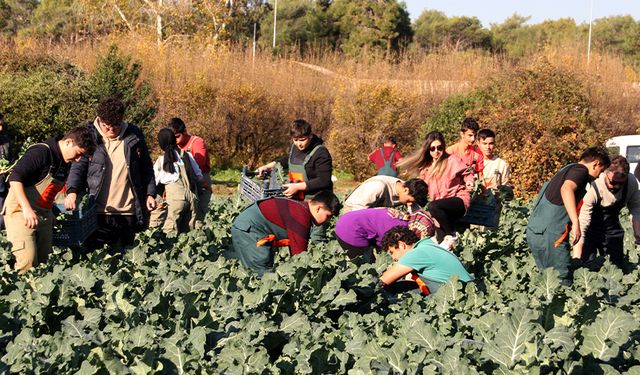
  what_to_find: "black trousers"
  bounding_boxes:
[582,229,625,270]
[428,197,466,239]
[85,214,137,253]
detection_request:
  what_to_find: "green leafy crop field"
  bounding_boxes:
[1,198,639,373]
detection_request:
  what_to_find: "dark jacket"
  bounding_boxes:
[277,134,333,196]
[66,122,156,230]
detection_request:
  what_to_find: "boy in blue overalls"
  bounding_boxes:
[526,147,610,285]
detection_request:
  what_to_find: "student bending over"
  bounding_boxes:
[379,226,473,295]
[227,191,341,276]
[343,177,428,213]
[335,207,436,263]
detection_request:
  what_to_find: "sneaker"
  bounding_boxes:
[439,235,458,251]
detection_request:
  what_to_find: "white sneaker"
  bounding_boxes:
[439,235,458,250]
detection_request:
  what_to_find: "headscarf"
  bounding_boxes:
[157,128,179,174]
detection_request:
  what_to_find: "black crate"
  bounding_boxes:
[52,203,97,247]
[459,197,501,228]
[239,166,284,201]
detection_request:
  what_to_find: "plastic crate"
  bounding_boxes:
[459,192,501,228]
[239,165,284,202]
[52,202,97,247]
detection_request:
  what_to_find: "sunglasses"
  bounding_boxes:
[430,145,444,152]
[607,173,626,187]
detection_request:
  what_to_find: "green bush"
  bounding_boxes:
[422,59,605,197]
[88,45,157,136]
[419,93,479,144]
[0,65,92,147]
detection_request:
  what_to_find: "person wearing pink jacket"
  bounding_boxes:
[398,131,473,243]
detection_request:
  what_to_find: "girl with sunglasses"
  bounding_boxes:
[397,131,473,246]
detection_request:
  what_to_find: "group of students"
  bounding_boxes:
[3,100,636,294]
[227,117,510,295]
[2,96,213,273]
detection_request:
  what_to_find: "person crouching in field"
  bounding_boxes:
[379,226,473,296]
[335,207,436,263]
[152,128,203,235]
[227,191,341,276]
[477,129,511,189]
[255,119,333,243]
[3,127,96,273]
[574,155,640,272]
[342,176,428,213]
[527,147,610,285]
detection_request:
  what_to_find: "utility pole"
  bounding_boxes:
[253,23,257,64]
[587,0,593,64]
[272,0,278,48]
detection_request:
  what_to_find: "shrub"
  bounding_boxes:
[0,61,92,147]
[422,59,605,197]
[160,79,290,168]
[88,44,157,135]
[328,84,431,180]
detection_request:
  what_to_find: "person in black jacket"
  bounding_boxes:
[65,97,157,252]
[256,119,333,200]
[256,119,333,243]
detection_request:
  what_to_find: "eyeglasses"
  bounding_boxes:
[430,145,444,152]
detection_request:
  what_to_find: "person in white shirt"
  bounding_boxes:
[574,155,640,270]
[477,129,510,189]
[343,176,427,213]
[153,128,203,234]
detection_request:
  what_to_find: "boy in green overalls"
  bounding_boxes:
[3,127,96,273]
[256,119,333,243]
[526,147,610,285]
[227,191,341,276]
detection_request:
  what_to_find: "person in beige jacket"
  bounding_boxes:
[574,155,640,270]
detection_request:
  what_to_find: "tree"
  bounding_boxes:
[0,0,37,37]
[21,0,79,43]
[414,9,490,50]
[329,0,412,57]
[88,45,157,133]
[259,0,334,52]
[591,16,640,67]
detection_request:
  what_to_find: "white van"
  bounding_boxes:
[606,135,640,173]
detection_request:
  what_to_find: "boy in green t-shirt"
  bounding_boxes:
[379,226,473,295]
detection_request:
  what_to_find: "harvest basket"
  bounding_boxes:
[239,165,284,201]
[52,201,97,247]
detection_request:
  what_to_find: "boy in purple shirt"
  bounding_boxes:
[335,207,435,263]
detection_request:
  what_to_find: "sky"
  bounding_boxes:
[403,0,640,26]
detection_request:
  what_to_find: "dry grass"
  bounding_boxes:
[6,33,640,163]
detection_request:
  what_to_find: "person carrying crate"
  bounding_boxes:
[368,136,403,177]
[256,119,333,243]
[65,97,157,253]
[2,126,96,273]
[226,191,341,276]
[527,147,610,285]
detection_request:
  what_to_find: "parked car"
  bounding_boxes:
[606,135,640,173]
